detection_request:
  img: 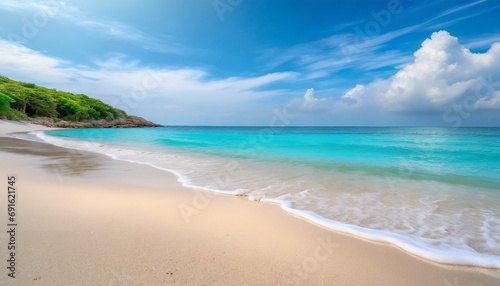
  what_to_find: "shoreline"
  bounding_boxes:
[31,124,500,269]
[1,120,499,285]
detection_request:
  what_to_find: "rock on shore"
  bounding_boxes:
[25,116,162,128]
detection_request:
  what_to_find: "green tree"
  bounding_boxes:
[0,92,13,112]
[0,75,129,122]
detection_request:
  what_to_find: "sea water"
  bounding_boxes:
[24,126,500,268]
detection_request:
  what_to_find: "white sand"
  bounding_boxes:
[0,120,57,136]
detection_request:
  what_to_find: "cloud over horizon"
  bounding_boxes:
[328,31,500,126]
[0,28,499,126]
[0,39,298,124]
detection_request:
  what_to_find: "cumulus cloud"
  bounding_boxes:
[338,31,500,117]
[287,88,330,112]
[303,88,322,108]
[340,84,366,108]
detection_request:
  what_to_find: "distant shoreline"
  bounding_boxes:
[1,117,161,129]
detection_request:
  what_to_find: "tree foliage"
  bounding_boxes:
[0,75,127,121]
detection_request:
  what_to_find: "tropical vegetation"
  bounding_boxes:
[0,75,127,121]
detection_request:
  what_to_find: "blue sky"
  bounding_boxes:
[0,0,499,126]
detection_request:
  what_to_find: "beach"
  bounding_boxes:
[0,120,499,285]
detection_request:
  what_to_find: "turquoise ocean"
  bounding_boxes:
[23,127,500,268]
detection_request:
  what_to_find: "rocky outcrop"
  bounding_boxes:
[26,116,162,128]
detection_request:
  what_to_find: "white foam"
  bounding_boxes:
[262,196,500,269]
[33,131,248,196]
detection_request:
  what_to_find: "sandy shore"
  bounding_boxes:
[0,120,499,285]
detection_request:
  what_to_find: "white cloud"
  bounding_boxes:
[287,88,330,112]
[0,39,298,124]
[0,40,73,82]
[303,88,321,108]
[338,31,500,115]
[340,84,366,108]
